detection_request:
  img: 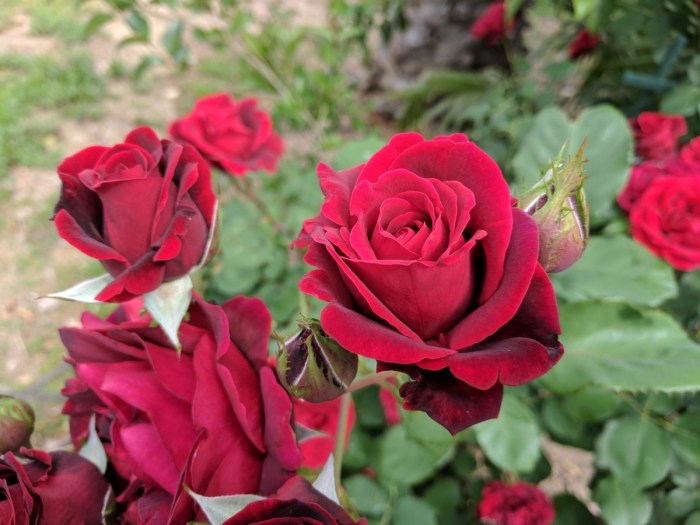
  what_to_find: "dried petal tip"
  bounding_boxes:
[0,395,35,453]
[519,142,589,273]
[277,319,358,403]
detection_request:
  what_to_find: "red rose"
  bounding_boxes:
[568,29,600,59]
[681,137,700,163]
[478,481,554,525]
[0,448,111,524]
[53,127,217,302]
[294,397,356,470]
[470,2,514,46]
[379,381,401,427]
[60,295,302,523]
[629,112,687,161]
[169,93,283,177]
[294,132,563,434]
[222,475,365,525]
[616,159,693,212]
[629,175,700,271]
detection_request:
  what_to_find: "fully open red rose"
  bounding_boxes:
[630,112,687,161]
[478,481,554,525]
[169,93,283,177]
[222,475,365,525]
[630,175,700,271]
[0,448,111,524]
[294,132,563,434]
[470,2,514,46]
[294,397,356,470]
[568,29,600,59]
[61,295,302,523]
[617,159,695,212]
[53,127,217,302]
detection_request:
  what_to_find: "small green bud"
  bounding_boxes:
[0,395,35,453]
[519,142,589,273]
[277,319,358,403]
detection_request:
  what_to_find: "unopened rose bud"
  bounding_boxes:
[277,319,358,403]
[519,142,589,273]
[0,395,35,453]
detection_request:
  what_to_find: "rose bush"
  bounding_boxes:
[60,294,301,523]
[477,481,554,525]
[629,175,700,271]
[294,132,563,433]
[169,93,283,177]
[629,112,687,161]
[53,127,217,302]
[222,475,365,525]
[0,448,111,524]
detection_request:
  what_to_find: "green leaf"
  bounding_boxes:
[660,84,700,117]
[332,136,386,170]
[46,273,113,303]
[551,236,678,307]
[377,425,452,486]
[540,302,700,394]
[474,395,541,473]
[392,496,438,525]
[505,0,527,18]
[594,477,652,525]
[422,477,461,515]
[671,409,700,469]
[82,13,112,40]
[126,10,149,41]
[573,0,600,20]
[553,494,597,525]
[686,512,700,525]
[664,487,700,519]
[561,385,621,423]
[596,416,671,489]
[144,275,193,351]
[542,398,586,442]
[186,490,263,525]
[344,475,388,518]
[512,105,632,226]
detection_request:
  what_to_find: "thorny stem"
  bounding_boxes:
[333,393,352,494]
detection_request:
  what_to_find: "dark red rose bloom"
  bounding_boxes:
[294,133,563,434]
[478,481,554,525]
[617,159,695,212]
[294,397,356,470]
[681,137,700,163]
[169,93,283,177]
[630,175,700,271]
[0,448,111,525]
[568,29,600,59]
[53,127,217,303]
[470,2,514,46]
[629,112,687,161]
[60,294,302,524]
[222,475,366,525]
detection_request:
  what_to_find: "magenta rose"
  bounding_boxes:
[53,127,217,302]
[169,93,283,177]
[470,2,514,46]
[222,475,365,525]
[294,132,563,434]
[629,174,700,271]
[0,448,111,524]
[478,481,554,525]
[60,295,302,523]
[568,29,600,59]
[616,159,695,212]
[294,397,356,470]
[629,112,687,161]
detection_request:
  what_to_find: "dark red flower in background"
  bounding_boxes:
[478,481,554,525]
[61,295,302,523]
[169,93,283,177]
[53,127,217,302]
[617,159,694,212]
[0,448,111,525]
[568,29,600,59]
[294,132,563,434]
[470,2,514,46]
[629,112,687,161]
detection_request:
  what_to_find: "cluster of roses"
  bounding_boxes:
[469,1,600,59]
[1,89,570,524]
[618,112,700,271]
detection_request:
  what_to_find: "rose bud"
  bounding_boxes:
[277,320,358,403]
[0,396,34,453]
[519,143,589,273]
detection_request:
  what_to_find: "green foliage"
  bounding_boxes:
[594,477,653,525]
